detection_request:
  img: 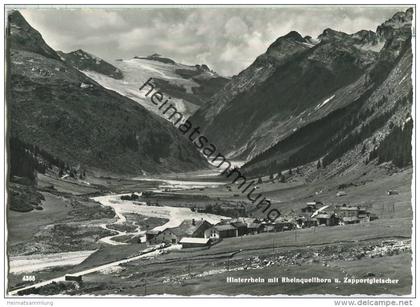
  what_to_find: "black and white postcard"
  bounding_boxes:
[2,1,417,306]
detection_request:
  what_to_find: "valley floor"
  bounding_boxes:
[6,165,413,296]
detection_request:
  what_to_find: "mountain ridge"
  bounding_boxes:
[190,8,413,170]
[7,10,209,176]
[57,49,124,79]
[240,8,413,178]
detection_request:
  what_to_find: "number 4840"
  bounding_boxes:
[22,275,35,281]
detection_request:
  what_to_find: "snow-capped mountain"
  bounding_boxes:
[6,7,413,179]
[68,52,228,119]
[7,10,208,175]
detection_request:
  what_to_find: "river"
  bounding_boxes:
[8,175,229,295]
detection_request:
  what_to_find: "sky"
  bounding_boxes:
[17,5,410,76]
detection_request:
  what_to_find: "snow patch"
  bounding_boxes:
[399,73,409,85]
[315,95,335,111]
[80,82,93,89]
[81,57,200,119]
[356,41,385,53]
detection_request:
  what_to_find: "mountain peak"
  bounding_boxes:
[135,53,176,65]
[266,31,309,58]
[8,10,25,26]
[195,64,210,71]
[269,31,306,48]
[283,31,305,42]
[376,7,413,40]
[318,28,349,42]
[59,49,123,79]
[8,11,208,175]
[351,30,378,45]
[8,10,60,60]
[8,10,30,29]
[69,49,99,60]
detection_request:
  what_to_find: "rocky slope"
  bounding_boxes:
[241,8,413,177]
[191,30,314,154]
[191,8,413,165]
[8,10,60,61]
[57,49,123,79]
[7,10,209,176]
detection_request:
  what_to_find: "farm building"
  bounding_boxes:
[246,222,264,234]
[312,211,340,226]
[296,216,318,228]
[298,202,378,226]
[273,220,297,231]
[145,230,160,242]
[230,221,248,236]
[204,224,238,239]
[336,205,370,224]
[341,216,361,224]
[170,219,213,239]
[262,223,276,232]
[147,228,178,245]
[179,237,211,248]
[301,201,323,213]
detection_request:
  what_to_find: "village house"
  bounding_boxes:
[356,207,371,222]
[301,201,324,214]
[170,219,213,239]
[260,221,293,233]
[298,203,378,227]
[230,221,248,236]
[145,230,160,242]
[204,224,238,239]
[147,228,178,245]
[312,211,340,226]
[246,222,264,234]
[335,205,370,224]
[296,216,318,228]
[146,201,380,247]
[146,219,213,245]
[262,222,276,233]
[235,217,264,234]
[297,203,322,228]
[273,220,297,231]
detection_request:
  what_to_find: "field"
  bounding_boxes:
[75,221,412,296]
[6,165,413,296]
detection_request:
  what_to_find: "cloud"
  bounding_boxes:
[224,16,249,38]
[16,6,410,76]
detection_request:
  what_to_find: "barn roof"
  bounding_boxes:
[179,237,210,244]
[170,219,212,237]
[214,224,237,231]
[247,223,262,228]
[231,222,247,228]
